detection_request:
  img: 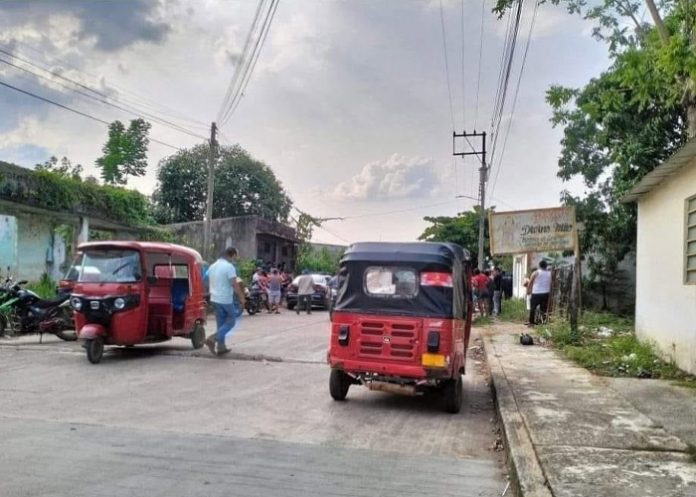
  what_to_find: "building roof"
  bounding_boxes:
[622,137,696,203]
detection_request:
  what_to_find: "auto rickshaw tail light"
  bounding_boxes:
[338,325,350,346]
[420,272,453,287]
[427,331,440,352]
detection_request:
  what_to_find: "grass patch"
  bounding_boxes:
[499,298,528,323]
[473,315,493,326]
[536,311,693,381]
[25,273,57,299]
[671,379,696,389]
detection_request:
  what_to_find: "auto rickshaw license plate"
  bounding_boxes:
[421,353,446,368]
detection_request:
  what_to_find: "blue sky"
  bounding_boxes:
[0,0,610,245]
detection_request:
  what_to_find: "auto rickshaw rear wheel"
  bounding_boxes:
[329,368,351,401]
[86,337,104,364]
[442,374,463,414]
[191,324,206,350]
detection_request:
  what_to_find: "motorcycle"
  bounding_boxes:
[0,275,76,342]
[244,285,264,316]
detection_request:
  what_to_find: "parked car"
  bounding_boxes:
[285,274,331,310]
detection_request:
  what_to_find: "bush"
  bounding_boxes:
[26,273,57,299]
[499,298,528,323]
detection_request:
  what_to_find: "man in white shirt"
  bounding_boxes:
[296,270,315,315]
[205,247,246,355]
[527,260,552,326]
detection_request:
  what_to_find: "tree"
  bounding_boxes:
[419,207,494,265]
[35,156,83,180]
[152,143,292,224]
[95,119,151,185]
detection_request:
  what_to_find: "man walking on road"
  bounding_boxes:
[205,247,246,355]
[527,260,552,326]
[296,270,314,315]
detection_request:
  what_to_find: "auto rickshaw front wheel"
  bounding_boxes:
[442,374,463,414]
[329,369,351,401]
[190,324,206,350]
[86,337,104,364]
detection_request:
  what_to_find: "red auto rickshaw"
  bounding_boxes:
[328,242,472,413]
[71,241,207,364]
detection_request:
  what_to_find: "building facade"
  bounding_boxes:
[623,138,696,374]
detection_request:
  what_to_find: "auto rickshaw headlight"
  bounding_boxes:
[113,297,126,310]
[70,297,82,311]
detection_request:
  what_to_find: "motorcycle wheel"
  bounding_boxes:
[246,302,258,316]
[0,315,7,337]
[86,338,104,364]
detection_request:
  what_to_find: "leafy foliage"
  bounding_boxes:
[418,207,493,265]
[35,156,83,180]
[296,246,343,274]
[96,119,151,185]
[152,143,292,224]
[0,162,154,226]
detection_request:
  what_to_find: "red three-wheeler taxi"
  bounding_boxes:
[70,242,207,364]
[328,242,473,413]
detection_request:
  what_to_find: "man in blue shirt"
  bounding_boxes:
[205,247,246,355]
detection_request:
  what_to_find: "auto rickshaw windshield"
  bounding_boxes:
[77,249,142,283]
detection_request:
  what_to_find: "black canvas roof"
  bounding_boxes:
[341,242,469,267]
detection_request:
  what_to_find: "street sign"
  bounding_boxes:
[489,207,577,255]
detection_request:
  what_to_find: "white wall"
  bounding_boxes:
[636,161,696,374]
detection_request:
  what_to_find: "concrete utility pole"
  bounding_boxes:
[203,121,218,261]
[453,131,487,270]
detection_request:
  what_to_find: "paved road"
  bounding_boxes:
[0,311,506,496]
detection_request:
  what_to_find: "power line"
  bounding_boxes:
[489,0,539,198]
[2,40,208,129]
[0,78,181,150]
[460,0,466,128]
[474,0,486,130]
[0,55,208,141]
[439,0,457,131]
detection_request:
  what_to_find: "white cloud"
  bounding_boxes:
[332,154,442,201]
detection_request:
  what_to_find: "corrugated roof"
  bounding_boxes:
[622,137,696,203]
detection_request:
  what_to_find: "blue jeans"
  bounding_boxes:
[213,302,237,346]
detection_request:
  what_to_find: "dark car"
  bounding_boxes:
[286,274,331,310]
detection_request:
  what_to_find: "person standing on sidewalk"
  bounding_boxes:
[527,260,552,326]
[296,270,314,315]
[205,247,246,355]
[492,266,503,316]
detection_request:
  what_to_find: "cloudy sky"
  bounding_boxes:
[0,0,609,245]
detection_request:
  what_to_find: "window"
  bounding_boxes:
[686,195,696,284]
[282,246,288,257]
[78,250,141,283]
[364,266,417,298]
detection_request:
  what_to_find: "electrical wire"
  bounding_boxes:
[0,43,207,130]
[460,0,466,128]
[0,78,181,150]
[489,0,539,198]
[474,0,486,130]
[439,0,457,131]
[0,55,208,141]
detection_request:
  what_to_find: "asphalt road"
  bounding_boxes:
[0,311,506,497]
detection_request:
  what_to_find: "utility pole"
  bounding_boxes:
[203,121,218,261]
[453,131,487,270]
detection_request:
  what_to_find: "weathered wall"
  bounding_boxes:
[168,216,258,261]
[0,212,68,281]
[636,160,696,374]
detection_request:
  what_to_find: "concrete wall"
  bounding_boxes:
[168,216,258,262]
[635,160,696,374]
[0,212,68,281]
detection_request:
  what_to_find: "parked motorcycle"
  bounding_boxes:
[0,276,76,342]
[244,286,264,316]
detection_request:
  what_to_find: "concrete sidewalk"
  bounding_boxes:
[484,322,696,497]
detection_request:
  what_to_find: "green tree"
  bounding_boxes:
[418,207,493,265]
[35,156,83,180]
[492,0,691,287]
[96,119,152,185]
[152,143,292,224]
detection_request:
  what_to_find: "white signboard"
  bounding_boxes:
[489,207,577,255]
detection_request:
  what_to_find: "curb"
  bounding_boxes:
[483,334,553,497]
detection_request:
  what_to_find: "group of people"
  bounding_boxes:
[251,266,293,314]
[471,267,504,317]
